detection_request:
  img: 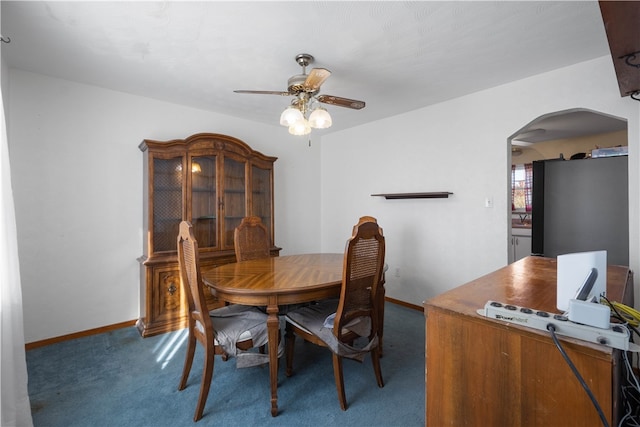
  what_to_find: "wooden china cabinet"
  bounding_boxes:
[137,133,280,337]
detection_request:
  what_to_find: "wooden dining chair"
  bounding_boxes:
[177,221,270,422]
[284,217,385,410]
[352,216,387,356]
[234,216,270,262]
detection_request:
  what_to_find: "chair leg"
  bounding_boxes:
[285,323,296,377]
[378,281,385,357]
[194,347,215,422]
[178,333,196,391]
[371,346,384,388]
[332,354,347,410]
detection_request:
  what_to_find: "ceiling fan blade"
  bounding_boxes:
[317,95,366,110]
[303,68,331,92]
[234,90,291,96]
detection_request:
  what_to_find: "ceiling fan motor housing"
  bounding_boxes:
[288,74,315,94]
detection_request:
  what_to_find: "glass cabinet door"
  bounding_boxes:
[152,156,183,253]
[223,156,246,249]
[251,164,273,244]
[190,155,217,249]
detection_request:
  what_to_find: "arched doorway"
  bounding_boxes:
[507,108,628,263]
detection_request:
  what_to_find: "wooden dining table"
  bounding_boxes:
[202,253,344,416]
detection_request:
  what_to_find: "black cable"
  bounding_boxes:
[621,351,640,427]
[546,324,610,427]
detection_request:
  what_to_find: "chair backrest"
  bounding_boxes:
[351,215,382,235]
[234,216,271,262]
[334,217,385,339]
[352,215,385,281]
[177,221,214,342]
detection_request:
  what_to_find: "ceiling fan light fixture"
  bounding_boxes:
[289,119,311,135]
[280,106,303,127]
[308,107,332,129]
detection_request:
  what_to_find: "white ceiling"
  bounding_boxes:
[0,1,626,138]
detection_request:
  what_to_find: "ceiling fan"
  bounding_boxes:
[234,54,365,135]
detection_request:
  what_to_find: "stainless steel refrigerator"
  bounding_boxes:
[531,155,629,265]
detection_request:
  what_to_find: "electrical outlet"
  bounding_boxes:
[394,268,401,278]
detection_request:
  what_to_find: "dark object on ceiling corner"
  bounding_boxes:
[599,1,640,100]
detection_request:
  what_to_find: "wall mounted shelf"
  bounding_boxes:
[371,192,453,200]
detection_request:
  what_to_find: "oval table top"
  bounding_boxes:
[202,253,344,305]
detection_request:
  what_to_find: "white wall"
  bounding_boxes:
[7,69,322,343]
[8,55,640,343]
[321,56,640,306]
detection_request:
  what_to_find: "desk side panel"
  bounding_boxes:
[426,307,522,426]
[426,305,614,426]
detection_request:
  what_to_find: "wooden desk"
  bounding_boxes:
[202,253,343,416]
[424,256,633,426]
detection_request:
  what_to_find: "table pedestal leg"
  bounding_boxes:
[267,302,279,417]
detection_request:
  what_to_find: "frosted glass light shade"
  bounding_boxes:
[280,106,303,126]
[289,119,311,135]
[308,107,332,129]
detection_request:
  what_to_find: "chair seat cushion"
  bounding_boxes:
[200,304,272,368]
[285,299,377,362]
[209,304,267,343]
[285,299,337,336]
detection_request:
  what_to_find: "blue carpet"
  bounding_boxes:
[26,303,425,427]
